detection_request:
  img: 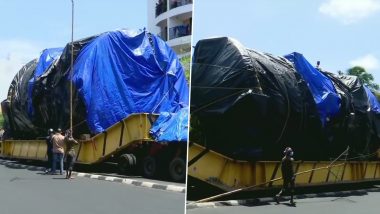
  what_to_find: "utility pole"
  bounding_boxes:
[70,0,74,135]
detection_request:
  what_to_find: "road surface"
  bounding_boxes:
[0,164,185,214]
[187,192,380,214]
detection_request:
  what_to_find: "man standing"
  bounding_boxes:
[64,129,78,179]
[45,128,54,173]
[51,128,65,175]
[275,147,296,206]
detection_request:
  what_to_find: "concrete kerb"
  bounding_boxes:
[0,159,185,193]
[186,188,380,210]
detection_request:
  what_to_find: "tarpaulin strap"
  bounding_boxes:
[72,120,87,129]
[151,83,176,114]
[326,147,350,182]
[192,86,262,91]
[193,62,251,72]
[191,89,247,114]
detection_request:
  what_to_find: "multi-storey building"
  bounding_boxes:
[147,0,192,58]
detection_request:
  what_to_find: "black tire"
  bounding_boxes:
[169,157,186,182]
[143,156,157,178]
[130,154,137,166]
[118,154,136,174]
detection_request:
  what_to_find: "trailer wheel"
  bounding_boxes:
[143,156,157,178]
[118,154,136,174]
[169,157,185,182]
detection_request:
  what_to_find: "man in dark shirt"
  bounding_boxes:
[45,129,54,173]
[275,147,296,206]
[64,130,79,179]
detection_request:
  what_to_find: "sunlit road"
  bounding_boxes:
[187,192,380,214]
[0,164,185,214]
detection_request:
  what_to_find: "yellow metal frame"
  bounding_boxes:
[1,114,154,164]
[188,143,380,191]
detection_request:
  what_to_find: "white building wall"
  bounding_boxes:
[147,0,192,57]
[147,0,161,35]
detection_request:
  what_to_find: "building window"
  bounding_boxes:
[169,0,192,10]
[156,0,167,17]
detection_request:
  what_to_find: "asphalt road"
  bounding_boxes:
[187,192,380,214]
[0,164,185,214]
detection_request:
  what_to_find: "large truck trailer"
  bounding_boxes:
[1,113,187,181]
[189,37,380,195]
[0,29,189,182]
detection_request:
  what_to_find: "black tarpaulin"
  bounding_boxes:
[30,35,97,137]
[191,37,380,160]
[4,59,39,138]
[191,37,325,160]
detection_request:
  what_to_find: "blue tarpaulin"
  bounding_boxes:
[27,48,63,116]
[364,86,380,114]
[72,29,189,141]
[285,52,341,126]
[150,107,189,142]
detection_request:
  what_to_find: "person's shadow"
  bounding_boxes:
[283,202,296,207]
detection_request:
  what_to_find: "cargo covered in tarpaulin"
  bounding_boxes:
[322,73,380,155]
[27,48,63,118]
[191,37,325,160]
[191,37,380,160]
[284,52,341,126]
[2,29,189,142]
[2,59,39,138]
[150,107,189,142]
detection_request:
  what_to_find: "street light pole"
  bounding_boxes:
[70,0,74,135]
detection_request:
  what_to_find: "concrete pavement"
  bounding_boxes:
[187,191,380,214]
[0,159,186,193]
[0,164,185,214]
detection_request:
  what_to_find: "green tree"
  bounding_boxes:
[0,113,4,129]
[180,55,191,82]
[374,91,380,102]
[347,66,379,90]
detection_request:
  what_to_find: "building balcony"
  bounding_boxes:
[167,35,191,56]
[158,31,168,41]
[155,1,167,17]
[170,0,193,10]
[156,0,192,17]
[169,25,191,40]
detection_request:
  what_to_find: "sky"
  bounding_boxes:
[0,0,147,100]
[192,0,380,84]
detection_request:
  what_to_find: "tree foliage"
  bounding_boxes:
[347,66,379,90]
[180,55,191,82]
[0,113,4,129]
[373,91,380,101]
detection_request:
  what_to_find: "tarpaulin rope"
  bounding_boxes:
[192,86,261,91]
[191,89,248,115]
[191,61,291,143]
[330,147,349,181]
[151,82,176,114]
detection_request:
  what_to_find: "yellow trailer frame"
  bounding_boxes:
[188,143,380,191]
[1,113,154,164]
